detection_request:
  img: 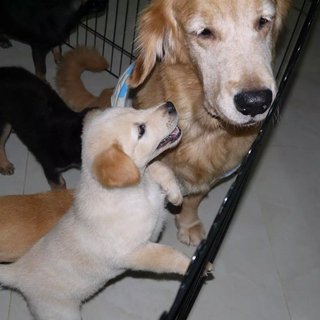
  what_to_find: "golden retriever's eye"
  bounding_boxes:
[138,124,146,139]
[197,28,214,39]
[257,17,271,30]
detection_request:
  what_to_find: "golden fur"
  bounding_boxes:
[93,143,141,188]
[55,0,291,246]
[0,190,73,263]
[127,0,291,245]
[56,47,114,111]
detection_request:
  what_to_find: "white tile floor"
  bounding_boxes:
[1,3,320,320]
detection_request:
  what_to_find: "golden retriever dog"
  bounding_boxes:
[0,190,73,263]
[55,0,291,246]
[127,0,291,245]
[0,102,192,320]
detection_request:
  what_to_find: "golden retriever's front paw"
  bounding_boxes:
[177,220,205,246]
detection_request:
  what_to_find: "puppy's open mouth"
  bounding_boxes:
[157,127,182,150]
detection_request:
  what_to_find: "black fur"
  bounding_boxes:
[0,67,90,189]
[0,0,107,78]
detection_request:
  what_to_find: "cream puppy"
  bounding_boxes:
[0,102,191,320]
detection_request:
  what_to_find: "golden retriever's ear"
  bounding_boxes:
[93,143,140,188]
[129,0,187,88]
[273,0,292,43]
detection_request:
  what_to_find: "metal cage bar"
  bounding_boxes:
[65,0,148,78]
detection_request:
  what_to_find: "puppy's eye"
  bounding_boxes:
[257,17,271,30]
[138,124,146,139]
[197,28,214,39]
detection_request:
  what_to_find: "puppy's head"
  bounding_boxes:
[82,102,182,188]
[129,0,291,127]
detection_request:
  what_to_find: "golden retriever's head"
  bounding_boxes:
[82,102,182,188]
[129,0,291,127]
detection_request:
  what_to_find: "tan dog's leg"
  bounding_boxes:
[125,243,190,275]
[176,193,206,246]
[147,161,183,206]
[0,123,14,175]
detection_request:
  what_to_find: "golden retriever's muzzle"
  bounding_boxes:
[233,89,273,117]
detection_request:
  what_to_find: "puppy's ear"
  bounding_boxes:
[93,143,140,188]
[128,0,187,88]
[273,0,292,43]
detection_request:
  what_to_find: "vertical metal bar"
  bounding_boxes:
[110,0,120,74]
[102,1,110,57]
[118,0,130,75]
[93,13,99,49]
[276,0,308,79]
[84,14,89,46]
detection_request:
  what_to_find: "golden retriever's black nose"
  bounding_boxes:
[234,89,273,117]
[165,101,177,114]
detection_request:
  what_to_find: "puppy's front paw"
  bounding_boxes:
[166,185,183,206]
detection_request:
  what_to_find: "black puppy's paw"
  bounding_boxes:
[0,162,15,175]
[0,38,12,49]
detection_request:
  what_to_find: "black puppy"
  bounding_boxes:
[0,0,107,79]
[0,67,94,189]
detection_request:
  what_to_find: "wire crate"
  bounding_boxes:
[66,0,149,78]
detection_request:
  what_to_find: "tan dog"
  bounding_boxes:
[0,103,192,320]
[127,0,292,245]
[56,47,114,112]
[55,0,291,246]
[0,190,73,263]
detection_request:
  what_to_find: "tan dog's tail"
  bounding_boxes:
[56,47,114,112]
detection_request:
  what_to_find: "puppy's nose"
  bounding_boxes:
[234,89,273,117]
[165,101,177,114]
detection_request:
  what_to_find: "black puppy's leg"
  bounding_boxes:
[31,45,48,80]
[0,123,14,175]
[42,165,66,190]
[0,34,12,48]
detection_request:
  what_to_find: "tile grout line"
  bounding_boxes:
[22,151,30,195]
[7,291,12,320]
[257,198,294,320]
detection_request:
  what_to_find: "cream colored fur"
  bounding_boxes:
[0,103,191,320]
